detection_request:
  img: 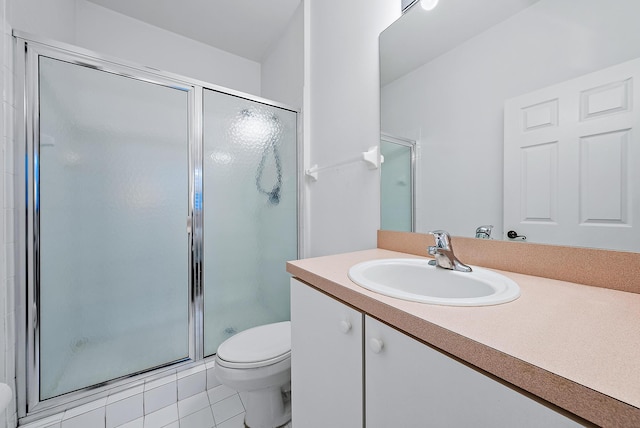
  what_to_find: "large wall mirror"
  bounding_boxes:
[380,0,640,252]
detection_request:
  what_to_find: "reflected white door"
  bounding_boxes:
[504,57,640,251]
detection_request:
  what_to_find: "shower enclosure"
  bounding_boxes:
[15,33,299,420]
[380,133,415,232]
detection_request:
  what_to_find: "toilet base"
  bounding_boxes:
[243,385,292,428]
[243,419,292,428]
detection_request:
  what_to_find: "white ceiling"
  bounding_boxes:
[86,0,302,62]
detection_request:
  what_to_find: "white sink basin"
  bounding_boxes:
[348,258,520,306]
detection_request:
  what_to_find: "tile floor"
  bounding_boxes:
[22,384,248,428]
[20,358,292,428]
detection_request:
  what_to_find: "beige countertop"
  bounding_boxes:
[287,248,640,428]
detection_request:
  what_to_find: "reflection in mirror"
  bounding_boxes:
[380,134,416,232]
[380,0,640,252]
[503,58,640,252]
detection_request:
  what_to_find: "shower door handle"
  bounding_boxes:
[187,217,192,234]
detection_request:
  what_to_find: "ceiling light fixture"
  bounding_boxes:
[420,0,439,11]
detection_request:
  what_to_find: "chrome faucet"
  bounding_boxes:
[427,230,472,272]
[475,225,493,239]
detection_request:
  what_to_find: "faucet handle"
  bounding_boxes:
[427,230,472,272]
[475,225,494,239]
[428,230,451,249]
[428,229,448,235]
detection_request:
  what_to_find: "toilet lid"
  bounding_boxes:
[217,321,291,365]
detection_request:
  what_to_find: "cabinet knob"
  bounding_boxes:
[339,320,352,334]
[369,337,384,354]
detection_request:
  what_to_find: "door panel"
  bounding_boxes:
[504,57,640,251]
[290,279,363,428]
[202,90,297,356]
[38,57,190,399]
[365,316,580,427]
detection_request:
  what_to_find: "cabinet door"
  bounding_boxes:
[291,279,363,427]
[365,316,581,427]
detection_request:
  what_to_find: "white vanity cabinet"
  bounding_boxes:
[291,278,582,427]
[365,316,581,427]
[290,278,363,427]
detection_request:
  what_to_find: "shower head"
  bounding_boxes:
[268,188,280,205]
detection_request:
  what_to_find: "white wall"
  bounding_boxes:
[75,1,261,95]
[381,0,640,238]
[261,2,304,109]
[11,0,76,44]
[12,0,261,96]
[306,0,399,257]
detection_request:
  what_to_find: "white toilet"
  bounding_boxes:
[215,321,292,428]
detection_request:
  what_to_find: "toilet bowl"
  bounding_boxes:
[215,321,291,428]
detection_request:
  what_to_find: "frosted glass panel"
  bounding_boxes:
[38,57,189,399]
[381,140,413,231]
[203,90,297,356]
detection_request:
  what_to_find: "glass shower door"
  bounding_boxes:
[202,89,298,356]
[380,137,415,232]
[38,57,191,399]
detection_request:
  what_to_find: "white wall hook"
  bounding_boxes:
[362,146,384,169]
[305,164,319,181]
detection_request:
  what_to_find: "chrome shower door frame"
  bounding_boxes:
[15,33,204,419]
